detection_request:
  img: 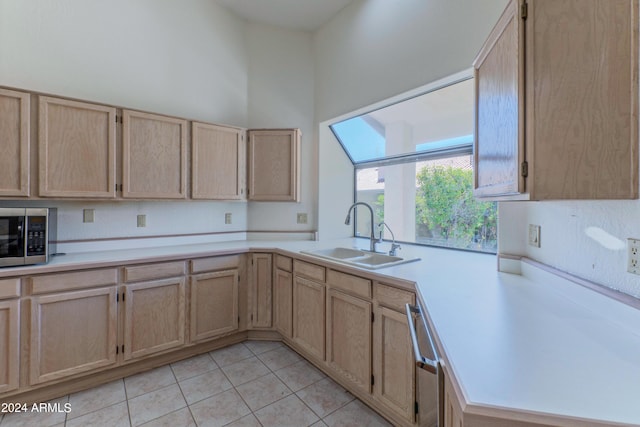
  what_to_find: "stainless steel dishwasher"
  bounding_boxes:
[406,301,444,427]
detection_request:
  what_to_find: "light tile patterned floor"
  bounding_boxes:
[0,341,392,427]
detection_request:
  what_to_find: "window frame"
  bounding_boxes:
[329,72,496,254]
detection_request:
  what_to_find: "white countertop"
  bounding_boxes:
[2,237,639,425]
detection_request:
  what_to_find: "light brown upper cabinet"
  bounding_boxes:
[247,128,300,202]
[0,89,30,197]
[122,110,188,199]
[192,122,245,200]
[473,0,638,200]
[39,96,117,198]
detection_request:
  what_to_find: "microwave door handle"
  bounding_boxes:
[405,303,438,374]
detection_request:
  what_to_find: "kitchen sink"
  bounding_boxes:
[301,247,420,270]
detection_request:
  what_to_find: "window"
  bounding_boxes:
[330,77,497,253]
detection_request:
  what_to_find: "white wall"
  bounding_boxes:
[314,0,508,240]
[499,201,640,297]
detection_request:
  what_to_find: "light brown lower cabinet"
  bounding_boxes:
[249,253,273,328]
[292,275,326,360]
[373,283,417,425]
[0,299,20,393]
[274,267,293,338]
[123,277,186,361]
[326,288,372,394]
[444,367,464,427]
[28,287,118,385]
[190,269,239,342]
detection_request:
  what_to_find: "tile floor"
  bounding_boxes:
[0,341,392,427]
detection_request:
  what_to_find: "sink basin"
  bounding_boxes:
[301,247,420,270]
[308,247,366,259]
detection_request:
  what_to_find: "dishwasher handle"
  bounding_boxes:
[405,303,438,375]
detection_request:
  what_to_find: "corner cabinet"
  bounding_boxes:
[122,110,188,199]
[247,128,301,202]
[192,122,246,200]
[473,0,638,200]
[0,88,30,197]
[39,96,117,198]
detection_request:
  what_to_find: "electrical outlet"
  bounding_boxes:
[528,224,541,248]
[137,214,146,228]
[83,209,95,223]
[297,213,308,224]
[628,238,640,274]
[225,213,232,224]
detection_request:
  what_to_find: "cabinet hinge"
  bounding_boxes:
[116,293,119,302]
[116,345,119,354]
[115,115,123,124]
[250,314,253,321]
[371,312,375,323]
[122,292,125,302]
[521,2,528,19]
[371,375,375,386]
[521,161,529,177]
[415,401,419,415]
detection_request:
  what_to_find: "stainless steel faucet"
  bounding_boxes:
[378,222,401,256]
[344,202,379,252]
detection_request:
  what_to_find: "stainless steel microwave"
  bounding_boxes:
[0,208,57,267]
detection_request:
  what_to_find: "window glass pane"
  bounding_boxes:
[331,79,474,163]
[355,154,497,253]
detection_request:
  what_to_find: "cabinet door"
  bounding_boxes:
[122,110,187,199]
[192,122,245,200]
[444,368,464,427]
[39,96,117,198]
[190,270,239,342]
[292,276,325,361]
[0,299,19,393]
[374,306,416,424]
[249,253,272,328]
[0,88,30,197]
[274,268,293,338]
[29,287,118,385]
[473,0,524,198]
[123,277,186,361]
[247,129,300,201]
[326,289,372,394]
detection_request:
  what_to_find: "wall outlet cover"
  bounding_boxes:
[83,209,95,223]
[628,238,640,275]
[137,214,146,228]
[528,224,541,248]
[225,213,232,224]
[297,213,308,224]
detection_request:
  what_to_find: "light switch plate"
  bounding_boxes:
[528,224,541,248]
[83,209,95,223]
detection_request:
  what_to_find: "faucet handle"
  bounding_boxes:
[389,243,401,256]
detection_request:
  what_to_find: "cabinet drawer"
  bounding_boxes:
[0,278,20,299]
[191,255,241,274]
[327,269,371,299]
[28,268,118,295]
[375,283,414,311]
[294,260,325,282]
[124,261,185,283]
[275,255,293,272]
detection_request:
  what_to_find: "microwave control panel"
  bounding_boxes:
[27,216,47,256]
